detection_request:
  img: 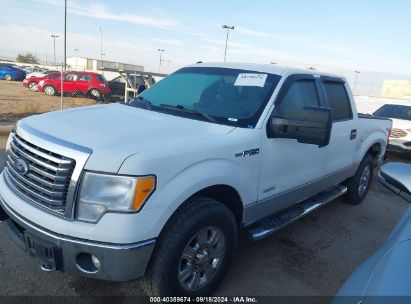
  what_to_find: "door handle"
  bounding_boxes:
[350,129,357,140]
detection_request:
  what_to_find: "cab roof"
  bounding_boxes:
[186,62,346,81]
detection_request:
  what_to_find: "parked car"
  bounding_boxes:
[373,104,411,157]
[22,71,61,91]
[37,71,110,100]
[108,74,155,102]
[0,63,392,296]
[336,162,411,303]
[22,66,52,78]
[0,64,26,81]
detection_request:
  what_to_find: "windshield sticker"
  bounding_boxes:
[234,73,268,87]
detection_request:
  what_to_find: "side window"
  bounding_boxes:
[274,79,320,120]
[65,73,75,80]
[323,81,352,121]
[79,74,91,81]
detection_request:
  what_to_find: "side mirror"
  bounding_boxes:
[379,163,411,203]
[267,106,333,146]
[137,84,146,94]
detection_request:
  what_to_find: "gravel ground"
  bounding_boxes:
[0,81,96,121]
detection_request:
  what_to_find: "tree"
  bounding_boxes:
[16,52,39,64]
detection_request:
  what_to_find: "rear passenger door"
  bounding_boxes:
[77,74,92,94]
[320,77,358,174]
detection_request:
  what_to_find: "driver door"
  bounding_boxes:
[257,75,329,216]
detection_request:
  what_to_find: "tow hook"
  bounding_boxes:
[41,263,54,272]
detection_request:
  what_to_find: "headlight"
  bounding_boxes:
[76,172,156,223]
[5,131,14,151]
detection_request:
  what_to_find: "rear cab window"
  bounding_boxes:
[322,79,353,121]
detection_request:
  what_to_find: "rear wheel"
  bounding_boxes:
[342,154,374,205]
[4,74,12,81]
[43,85,56,96]
[28,82,37,91]
[140,196,238,296]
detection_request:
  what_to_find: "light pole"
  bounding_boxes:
[353,70,360,95]
[74,48,79,69]
[64,0,67,70]
[51,35,59,66]
[222,25,234,62]
[158,49,165,73]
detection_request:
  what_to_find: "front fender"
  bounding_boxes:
[148,158,250,212]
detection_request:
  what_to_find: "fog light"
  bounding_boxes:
[76,252,101,273]
[91,255,101,270]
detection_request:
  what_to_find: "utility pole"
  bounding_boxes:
[158,49,165,73]
[353,70,360,95]
[222,25,234,62]
[51,35,59,66]
[74,48,79,69]
[99,26,103,68]
[64,0,67,70]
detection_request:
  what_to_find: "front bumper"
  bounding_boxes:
[0,195,155,281]
[387,144,411,156]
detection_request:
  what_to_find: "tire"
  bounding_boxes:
[43,85,56,96]
[4,74,12,81]
[342,154,374,205]
[89,88,102,100]
[140,196,238,297]
[28,82,37,91]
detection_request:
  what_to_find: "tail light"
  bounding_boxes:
[387,128,392,145]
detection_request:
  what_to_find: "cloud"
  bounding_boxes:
[33,0,179,29]
[151,38,183,46]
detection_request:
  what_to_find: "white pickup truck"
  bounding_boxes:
[0,63,392,296]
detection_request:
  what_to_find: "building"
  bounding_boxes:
[67,57,144,73]
[381,80,411,99]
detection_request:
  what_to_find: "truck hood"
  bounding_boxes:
[19,103,235,172]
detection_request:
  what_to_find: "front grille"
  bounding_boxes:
[4,134,76,215]
[390,128,408,139]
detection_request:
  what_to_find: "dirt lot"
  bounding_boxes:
[0,80,410,299]
[0,81,96,121]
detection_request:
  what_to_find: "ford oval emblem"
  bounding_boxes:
[15,158,29,175]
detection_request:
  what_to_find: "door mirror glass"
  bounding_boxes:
[379,162,411,203]
[137,84,146,94]
[268,106,333,146]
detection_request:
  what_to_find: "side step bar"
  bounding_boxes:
[248,185,348,241]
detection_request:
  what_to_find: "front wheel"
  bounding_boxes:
[342,154,374,205]
[28,82,37,91]
[140,196,238,296]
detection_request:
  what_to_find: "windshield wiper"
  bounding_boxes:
[128,96,152,110]
[159,104,217,123]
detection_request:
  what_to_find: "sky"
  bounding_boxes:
[1,0,411,93]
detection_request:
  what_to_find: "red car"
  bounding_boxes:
[37,71,111,101]
[22,71,61,91]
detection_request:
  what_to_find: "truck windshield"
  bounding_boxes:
[374,104,411,121]
[128,67,281,128]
